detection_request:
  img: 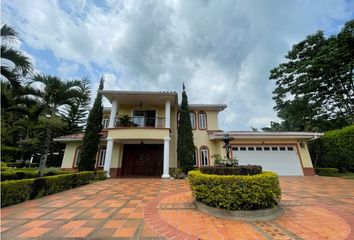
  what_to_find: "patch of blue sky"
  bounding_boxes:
[22,42,59,75]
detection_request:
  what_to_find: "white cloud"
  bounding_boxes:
[2,0,353,130]
[57,62,80,77]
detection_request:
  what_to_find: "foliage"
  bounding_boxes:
[200,165,262,176]
[1,24,90,169]
[268,19,354,132]
[188,170,281,210]
[177,84,195,173]
[315,168,339,176]
[309,125,354,172]
[212,154,238,167]
[117,115,135,127]
[94,171,107,180]
[169,168,187,179]
[1,179,33,207]
[1,168,72,181]
[78,78,104,171]
[61,78,91,133]
[1,171,96,207]
[1,24,33,88]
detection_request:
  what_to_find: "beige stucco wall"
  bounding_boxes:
[108,128,169,140]
[61,142,81,168]
[189,110,222,165]
[60,142,109,169]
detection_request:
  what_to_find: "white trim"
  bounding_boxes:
[200,148,209,166]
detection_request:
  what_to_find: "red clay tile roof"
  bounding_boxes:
[53,131,108,142]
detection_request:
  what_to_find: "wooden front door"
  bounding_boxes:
[121,144,163,176]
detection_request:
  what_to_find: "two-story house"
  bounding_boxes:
[55,90,322,177]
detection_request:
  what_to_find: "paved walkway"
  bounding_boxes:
[1,177,353,239]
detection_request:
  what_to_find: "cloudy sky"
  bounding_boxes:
[2,0,354,130]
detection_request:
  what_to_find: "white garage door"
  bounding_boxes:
[232,145,303,176]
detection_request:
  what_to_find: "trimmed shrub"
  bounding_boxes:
[170,168,187,179]
[1,179,34,207]
[1,171,38,181]
[200,165,262,176]
[315,168,339,176]
[76,171,95,186]
[1,171,96,207]
[1,169,74,181]
[309,125,354,172]
[188,170,281,211]
[94,171,107,180]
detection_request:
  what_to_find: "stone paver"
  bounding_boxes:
[1,177,353,239]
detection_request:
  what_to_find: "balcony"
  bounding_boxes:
[115,116,166,128]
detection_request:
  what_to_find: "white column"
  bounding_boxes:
[109,100,118,128]
[104,137,113,178]
[165,101,171,128]
[162,136,171,179]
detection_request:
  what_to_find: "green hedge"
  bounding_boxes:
[200,165,262,175]
[1,169,74,181]
[315,168,339,176]
[309,125,354,172]
[188,170,281,211]
[1,179,33,206]
[1,171,96,207]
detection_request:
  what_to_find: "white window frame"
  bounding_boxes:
[74,148,81,167]
[102,118,109,128]
[198,112,207,129]
[200,148,209,166]
[189,112,196,129]
[97,147,107,167]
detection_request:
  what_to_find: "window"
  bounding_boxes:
[200,147,209,166]
[264,147,270,151]
[248,147,255,151]
[97,146,107,167]
[198,112,207,129]
[256,147,262,151]
[232,147,238,151]
[189,112,196,129]
[102,118,109,128]
[240,147,247,151]
[287,146,294,151]
[279,147,286,151]
[74,147,81,167]
[272,147,278,151]
[133,110,156,127]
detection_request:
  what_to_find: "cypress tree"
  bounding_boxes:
[177,83,195,173]
[78,77,104,171]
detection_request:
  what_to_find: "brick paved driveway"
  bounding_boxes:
[1,177,353,239]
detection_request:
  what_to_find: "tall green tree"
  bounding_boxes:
[177,83,195,173]
[1,24,33,88]
[78,78,104,171]
[269,19,354,132]
[62,78,91,133]
[28,74,82,175]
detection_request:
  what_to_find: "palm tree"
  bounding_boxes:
[1,24,33,88]
[28,74,83,175]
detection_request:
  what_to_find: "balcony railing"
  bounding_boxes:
[115,116,165,128]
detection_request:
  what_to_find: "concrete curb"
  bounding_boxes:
[195,201,283,221]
